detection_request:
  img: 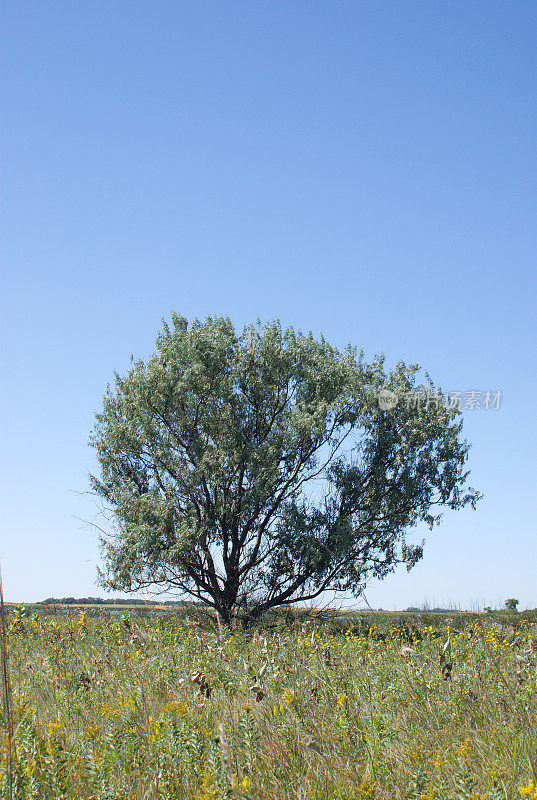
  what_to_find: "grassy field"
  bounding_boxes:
[1,607,536,799]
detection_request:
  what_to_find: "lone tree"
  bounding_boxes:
[90,314,481,624]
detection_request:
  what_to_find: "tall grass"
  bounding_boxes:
[0,566,14,800]
[0,606,536,799]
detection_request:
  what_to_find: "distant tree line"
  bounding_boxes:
[37,597,197,606]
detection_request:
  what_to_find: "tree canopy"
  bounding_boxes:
[89,314,481,624]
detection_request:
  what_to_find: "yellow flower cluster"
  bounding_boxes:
[282,687,296,705]
[232,775,251,790]
[457,739,472,758]
[47,719,65,754]
[352,775,377,798]
[101,695,135,718]
[197,769,222,800]
[162,700,187,718]
[84,723,102,740]
[520,780,537,798]
[148,715,163,743]
[486,760,506,783]
[406,741,433,765]
[434,749,448,772]
[48,719,63,738]
[272,687,297,715]
[420,785,440,800]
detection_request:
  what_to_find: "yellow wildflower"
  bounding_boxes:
[434,749,448,771]
[84,723,102,740]
[162,700,187,717]
[197,770,221,800]
[406,741,433,765]
[457,739,472,758]
[282,688,295,705]
[486,760,506,783]
[353,775,377,798]
[148,714,163,742]
[420,786,440,800]
[24,760,37,779]
[47,719,65,752]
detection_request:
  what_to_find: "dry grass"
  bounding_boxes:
[1,607,536,799]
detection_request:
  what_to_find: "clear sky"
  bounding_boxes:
[1,1,535,609]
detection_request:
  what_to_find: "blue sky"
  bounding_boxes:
[1,1,535,608]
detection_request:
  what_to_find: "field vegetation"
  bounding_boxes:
[1,607,536,799]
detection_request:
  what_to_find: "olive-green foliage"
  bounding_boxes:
[90,314,480,623]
